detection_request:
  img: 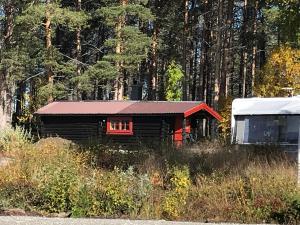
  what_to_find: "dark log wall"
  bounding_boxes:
[104,116,172,146]
[41,116,103,144]
[40,115,173,146]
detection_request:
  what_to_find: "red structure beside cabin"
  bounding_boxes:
[36,101,221,146]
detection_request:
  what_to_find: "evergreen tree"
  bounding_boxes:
[16,0,88,105]
[98,0,154,100]
[0,0,32,129]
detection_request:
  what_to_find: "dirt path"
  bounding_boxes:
[0,216,271,225]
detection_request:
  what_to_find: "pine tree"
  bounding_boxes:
[16,0,88,105]
[0,0,32,129]
[98,0,154,100]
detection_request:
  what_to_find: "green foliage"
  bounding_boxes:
[0,136,153,217]
[16,2,89,31]
[1,0,300,123]
[99,0,154,26]
[13,0,90,107]
[103,26,151,72]
[162,166,191,219]
[165,61,184,101]
[98,0,153,77]
[72,61,118,93]
[0,182,40,211]
[264,0,300,46]
[99,167,152,216]
[35,156,82,213]
[271,193,300,224]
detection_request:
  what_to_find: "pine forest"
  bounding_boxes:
[0,0,299,129]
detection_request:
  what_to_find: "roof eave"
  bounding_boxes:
[184,103,222,121]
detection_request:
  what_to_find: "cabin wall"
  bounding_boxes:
[40,115,173,147]
[104,116,172,146]
[40,116,103,144]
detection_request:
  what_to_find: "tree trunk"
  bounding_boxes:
[199,0,211,103]
[45,0,54,103]
[191,41,198,101]
[148,22,158,100]
[114,0,127,100]
[0,1,15,129]
[251,0,258,96]
[258,10,266,69]
[15,82,26,120]
[0,77,10,129]
[239,0,248,98]
[241,51,248,97]
[213,0,223,109]
[220,0,234,98]
[182,0,189,100]
[74,0,82,100]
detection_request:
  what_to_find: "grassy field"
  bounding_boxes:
[0,127,299,224]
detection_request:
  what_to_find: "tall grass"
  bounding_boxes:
[0,127,298,223]
[0,126,31,153]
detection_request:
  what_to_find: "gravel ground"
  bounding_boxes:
[0,217,273,225]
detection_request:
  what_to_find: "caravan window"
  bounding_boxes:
[234,115,300,144]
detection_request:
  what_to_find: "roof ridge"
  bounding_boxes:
[50,100,203,103]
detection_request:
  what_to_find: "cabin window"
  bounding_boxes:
[107,117,133,135]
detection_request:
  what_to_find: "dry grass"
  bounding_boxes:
[0,127,298,223]
[185,162,296,223]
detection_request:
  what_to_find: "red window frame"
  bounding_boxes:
[106,117,133,135]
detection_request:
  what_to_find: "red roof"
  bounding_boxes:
[36,101,221,120]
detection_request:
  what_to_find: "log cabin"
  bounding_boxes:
[35,101,222,147]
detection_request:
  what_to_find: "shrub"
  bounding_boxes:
[69,180,95,217]
[0,137,87,214]
[35,160,82,213]
[31,139,86,213]
[271,193,300,224]
[0,132,297,223]
[0,126,31,152]
[162,166,191,219]
[98,167,152,216]
[0,182,40,211]
[70,167,152,217]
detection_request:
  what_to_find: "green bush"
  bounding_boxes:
[69,182,94,217]
[70,167,152,217]
[271,193,300,224]
[0,137,86,214]
[36,162,81,213]
[0,182,41,211]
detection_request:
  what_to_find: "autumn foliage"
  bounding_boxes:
[255,46,300,97]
